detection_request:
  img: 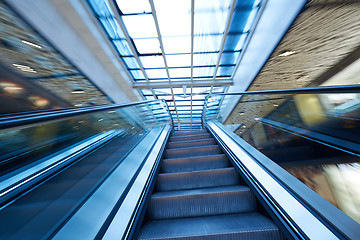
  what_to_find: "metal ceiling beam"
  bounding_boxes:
[148,0,181,130]
[108,0,157,99]
[210,0,238,94]
[133,80,233,89]
[190,0,195,130]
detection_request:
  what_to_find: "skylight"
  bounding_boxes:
[87,0,263,130]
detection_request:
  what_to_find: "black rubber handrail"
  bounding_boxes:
[0,99,173,130]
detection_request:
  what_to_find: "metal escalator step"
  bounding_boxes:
[156,168,240,191]
[138,212,285,240]
[164,145,221,159]
[167,138,216,149]
[160,154,229,173]
[169,133,212,142]
[148,185,256,220]
[171,130,207,137]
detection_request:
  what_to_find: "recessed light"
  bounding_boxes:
[241,125,247,129]
[71,90,86,94]
[22,40,42,49]
[278,51,296,57]
[254,117,260,121]
[239,112,245,115]
[98,119,103,122]
[273,104,279,107]
[12,63,37,73]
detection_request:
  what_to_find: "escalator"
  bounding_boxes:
[138,130,284,239]
[1,85,359,239]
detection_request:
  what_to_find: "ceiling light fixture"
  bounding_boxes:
[12,63,37,73]
[22,40,42,49]
[71,90,86,94]
[278,51,296,57]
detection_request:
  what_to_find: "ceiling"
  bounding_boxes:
[224,0,360,132]
[87,0,264,130]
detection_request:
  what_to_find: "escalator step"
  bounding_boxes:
[156,167,240,191]
[148,185,256,220]
[169,133,212,142]
[164,145,221,159]
[138,212,285,240]
[160,154,229,173]
[171,131,207,137]
[167,138,216,149]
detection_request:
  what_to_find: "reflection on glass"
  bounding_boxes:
[0,100,172,177]
[204,90,360,222]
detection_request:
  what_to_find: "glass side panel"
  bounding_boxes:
[0,100,171,177]
[0,99,171,238]
[204,90,360,223]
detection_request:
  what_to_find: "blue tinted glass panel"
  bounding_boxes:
[193,66,215,78]
[244,8,258,32]
[89,0,112,16]
[224,34,247,51]
[122,57,139,69]
[193,53,218,66]
[194,35,222,53]
[113,40,133,56]
[194,0,231,35]
[217,66,234,76]
[220,52,240,65]
[130,70,145,79]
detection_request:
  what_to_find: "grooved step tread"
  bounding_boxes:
[138,213,285,240]
[167,138,216,149]
[171,131,207,137]
[148,185,256,220]
[169,133,212,142]
[164,145,221,159]
[160,154,228,173]
[156,167,240,191]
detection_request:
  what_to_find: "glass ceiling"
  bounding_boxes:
[87,0,263,130]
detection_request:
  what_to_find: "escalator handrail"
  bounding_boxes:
[201,84,360,126]
[207,120,360,240]
[0,99,173,130]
